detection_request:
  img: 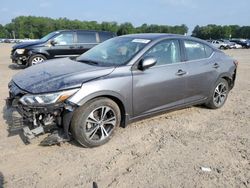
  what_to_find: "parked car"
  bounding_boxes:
[7,34,237,147]
[218,39,237,49]
[232,42,242,49]
[230,39,250,49]
[10,30,116,67]
[3,39,11,43]
[209,40,229,49]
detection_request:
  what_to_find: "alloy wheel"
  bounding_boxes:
[31,56,45,65]
[85,106,117,142]
[213,82,228,107]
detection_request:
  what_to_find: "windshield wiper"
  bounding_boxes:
[77,59,99,65]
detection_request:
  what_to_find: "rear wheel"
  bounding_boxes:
[206,78,229,109]
[219,46,226,50]
[71,98,121,147]
[28,54,46,66]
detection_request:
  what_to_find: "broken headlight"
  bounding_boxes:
[20,88,79,105]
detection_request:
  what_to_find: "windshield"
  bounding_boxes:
[40,31,58,42]
[77,37,151,66]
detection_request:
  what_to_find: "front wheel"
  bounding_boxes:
[28,54,46,66]
[71,98,121,147]
[206,78,229,109]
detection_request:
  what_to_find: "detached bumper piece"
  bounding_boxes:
[23,126,44,140]
[40,129,71,146]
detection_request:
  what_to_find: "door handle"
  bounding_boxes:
[213,63,220,68]
[69,46,75,49]
[176,69,187,76]
[78,46,83,49]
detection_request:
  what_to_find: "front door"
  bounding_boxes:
[132,39,187,117]
[47,31,77,58]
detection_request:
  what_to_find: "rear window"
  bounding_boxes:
[99,32,114,42]
[77,31,97,43]
[184,40,213,61]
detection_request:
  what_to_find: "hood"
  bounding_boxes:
[13,40,44,49]
[12,58,115,94]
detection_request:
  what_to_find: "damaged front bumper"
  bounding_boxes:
[6,96,76,143]
[10,49,28,65]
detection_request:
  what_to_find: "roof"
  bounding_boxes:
[55,29,114,34]
[120,33,185,40]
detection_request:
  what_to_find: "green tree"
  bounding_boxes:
[117,22,134,35]
[0,24,7,38]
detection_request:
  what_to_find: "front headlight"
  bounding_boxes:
[16,49,25,54]
[20,89,79,105]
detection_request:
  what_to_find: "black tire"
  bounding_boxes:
[206,78,229,109]
[28,54,46,66]
[219,46,227,50]
[71,97,121,147]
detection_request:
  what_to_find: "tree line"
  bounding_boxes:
[192,25,250,39]
[0,16,188,39]
[0,16,249,39]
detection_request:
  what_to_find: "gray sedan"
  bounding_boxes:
[8,34,237,147]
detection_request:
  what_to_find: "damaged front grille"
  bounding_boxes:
[7,81,64,141]
[9,102,64,142]
[7,81,75,144]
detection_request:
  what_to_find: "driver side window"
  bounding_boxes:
[53,32,74,45]
[144,39,181,66]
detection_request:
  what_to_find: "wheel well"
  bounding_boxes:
[222,76,233,89]
[32,53,48,58]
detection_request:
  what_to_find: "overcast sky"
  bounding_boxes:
[1,0,249,33]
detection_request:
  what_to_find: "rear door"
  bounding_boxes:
[75,31,98,55]
[132,39,188,117]
[182,40,219,103]
[47,31,77,58]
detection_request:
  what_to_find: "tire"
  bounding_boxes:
[71,97,121,147]
[219,46,226,50]
[205,78,229,109]
[28,54,46,66]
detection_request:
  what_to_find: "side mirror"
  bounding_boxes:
[138,57,157,71]
[50,39,57,46]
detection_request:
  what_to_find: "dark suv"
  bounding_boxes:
[11,30,116,66]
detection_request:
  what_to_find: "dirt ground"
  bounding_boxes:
[0,44,249,188]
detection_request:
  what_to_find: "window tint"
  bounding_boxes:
[77,32,97,43]
[144,40,181,65]
[184,40,206,61]
[54,32,74,45]
[99,32,113,42]
[204,45,213,57]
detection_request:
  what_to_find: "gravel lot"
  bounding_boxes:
[0,44,249,188]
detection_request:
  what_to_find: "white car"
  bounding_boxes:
[210,40,229,49]
[233,43,242,49]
